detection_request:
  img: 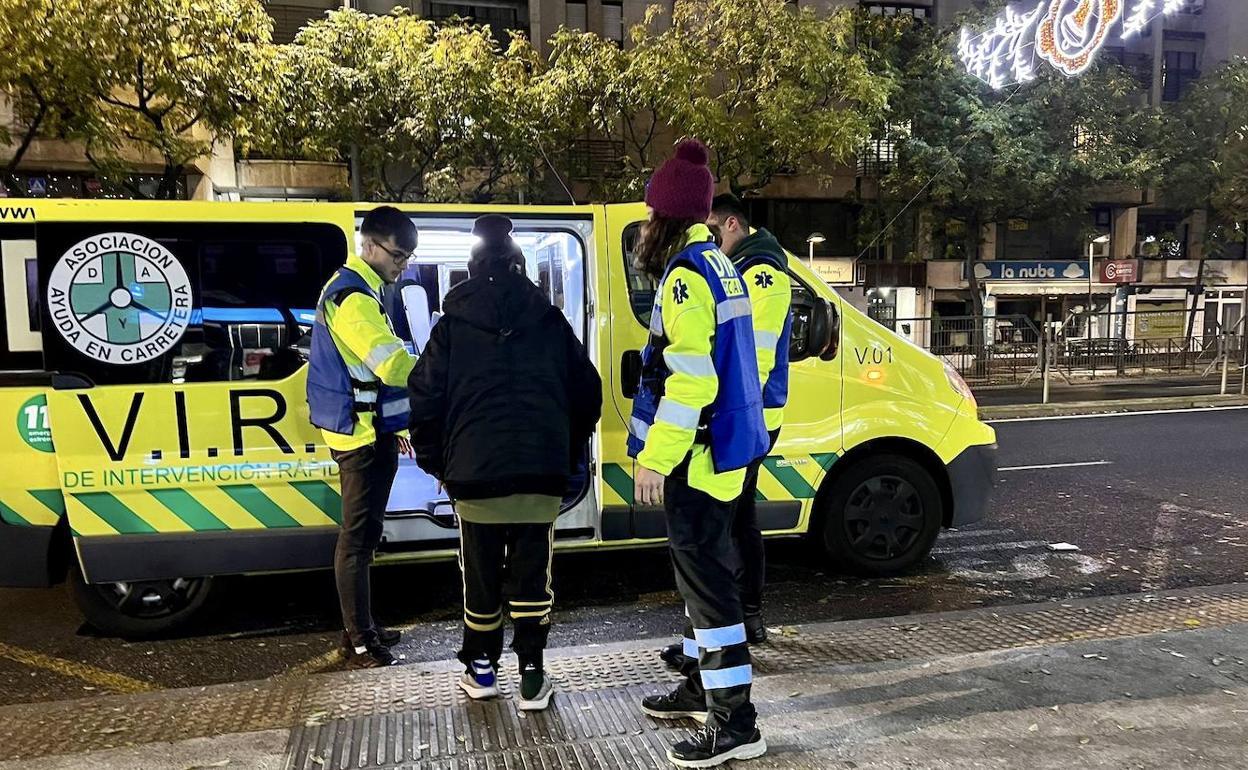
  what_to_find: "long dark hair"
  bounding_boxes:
[633,216,699,279]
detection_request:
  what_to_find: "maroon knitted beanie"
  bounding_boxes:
[645,139,714,221]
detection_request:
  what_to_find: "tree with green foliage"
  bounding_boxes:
[0,0,96,191]
[871,15,1163,320]
[542,13,695,201]
[1161,57,1248,256]
[664,0,892,197]
[62,0,274,199]
[258,9,548,202]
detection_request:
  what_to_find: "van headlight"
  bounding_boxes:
[943,362,976,408]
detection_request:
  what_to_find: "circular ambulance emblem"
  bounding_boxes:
[46,233,193,365]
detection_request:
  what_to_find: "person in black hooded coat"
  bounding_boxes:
[407,214,601,711]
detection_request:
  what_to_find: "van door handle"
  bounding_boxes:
[620,350,642,399]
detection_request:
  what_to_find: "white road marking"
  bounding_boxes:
[987,405,1248,424]
[999,460,1113,472]
[949,552,1055,582]
[1159,502,1247,526]
[947,551,1109,582]
[939,528,1015,540]
[931,539,1046,556]
[1141,504,1180,592]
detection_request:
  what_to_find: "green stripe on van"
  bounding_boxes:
[289,480,342,524]
[73,492,157,534]
[811,452,838,471]
[0,500,31,526]
[761,458,817,499]
[29,489,66,518]
[147,488,228,531]
[221,484,301,528]
[602,463,634,505]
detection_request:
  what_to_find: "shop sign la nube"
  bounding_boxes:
[968,260,1090,282]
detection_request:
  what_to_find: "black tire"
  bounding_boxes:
[70,567,217,639]
[817,453,943,577]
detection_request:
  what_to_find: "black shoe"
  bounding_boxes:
[667,725,767,768]
[341,628,402,652]
[346,644,398,669]
[641,686,708,723]
[744,613,767,645]
[659,641,693,670]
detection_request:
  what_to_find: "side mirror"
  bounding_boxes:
[821,300,840,361]
[621,350,642,399]
[807,298,837,360]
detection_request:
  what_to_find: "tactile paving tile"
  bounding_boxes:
[3,585,1247,762]
[284,684,691,770]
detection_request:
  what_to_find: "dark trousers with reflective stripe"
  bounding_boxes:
[665,470,756,734]
[331,433,399,649]
[458,520,555,669]
[733,428,781,613]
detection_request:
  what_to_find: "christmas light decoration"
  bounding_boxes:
[959,0,1189,88]
[1122,0,1156,37]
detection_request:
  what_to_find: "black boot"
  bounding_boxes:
[641,685,708,723]
[659,641,693,670]
[667,724,767,768]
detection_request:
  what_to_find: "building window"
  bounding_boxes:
[861,1,929,20]
[565,1,586,31]
[428,2,527,44]
[266,2,332,45]
[857,121,908,177]
[602,0,623,43]
[566,138,625,181]
[0,172,187,200]
[1162,50,1200,101]
[1161,32,1204,102]
[1137,212,1188,258]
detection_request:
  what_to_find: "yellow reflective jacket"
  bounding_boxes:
[636,225,747,502]
[319,256,417,452]
[731,228,792,433]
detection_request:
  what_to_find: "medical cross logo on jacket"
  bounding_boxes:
[672,279,689,305]
[754,271,774,289]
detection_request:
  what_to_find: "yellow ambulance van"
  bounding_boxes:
[0,199,995,635]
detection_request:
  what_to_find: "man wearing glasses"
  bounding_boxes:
[307,206,419,667]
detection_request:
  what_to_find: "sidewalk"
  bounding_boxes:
[2,585,1246,769]
[975,374,1241,408]
[979,393,1248,420]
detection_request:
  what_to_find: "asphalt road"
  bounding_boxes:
[2,405,1246,706]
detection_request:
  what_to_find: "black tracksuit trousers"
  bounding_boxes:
[457,519,555,670]
[665,470,757,734]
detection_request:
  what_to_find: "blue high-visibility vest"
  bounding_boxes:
[627,242,769,474]
[307,267,410,436]
[738,251,791,411]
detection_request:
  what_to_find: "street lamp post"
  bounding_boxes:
[1088,234,1110,339]
[806,232,826,272]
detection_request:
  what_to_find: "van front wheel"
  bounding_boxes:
[70,567,216,638]
[818,454,942,577]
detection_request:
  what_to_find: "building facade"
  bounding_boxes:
[2,0,1244,343]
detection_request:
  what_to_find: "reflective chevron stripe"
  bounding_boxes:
[600,452,837,506]
[0,489,63,527]
[56,480,346,535]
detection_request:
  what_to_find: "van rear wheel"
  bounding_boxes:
[818,454,942,577]
[70,567,216,638]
